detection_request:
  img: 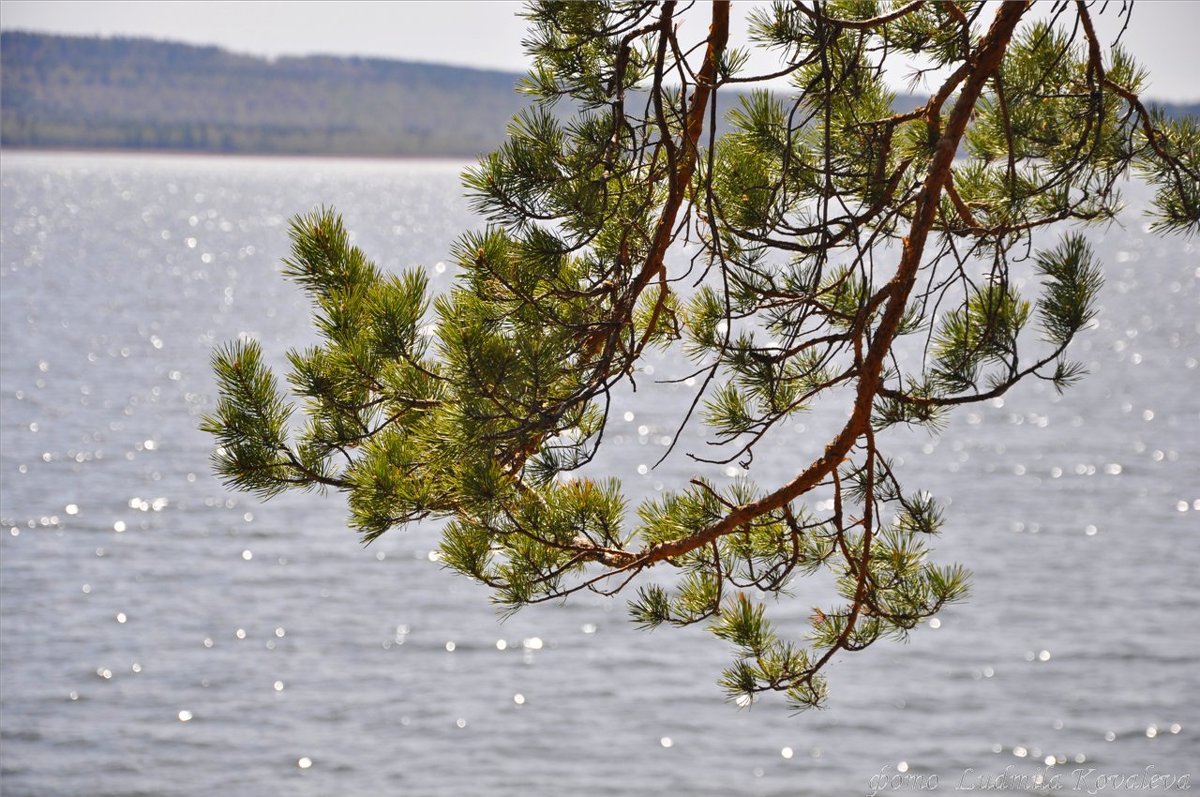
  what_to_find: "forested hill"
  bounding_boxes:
[2,31,1197,159]
[0,32,529,157]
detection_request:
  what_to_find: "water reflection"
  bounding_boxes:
[1,153,1196,796]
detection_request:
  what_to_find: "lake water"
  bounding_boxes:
[1,151,1197,796]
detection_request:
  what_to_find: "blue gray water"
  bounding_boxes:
[1,151,1197,796]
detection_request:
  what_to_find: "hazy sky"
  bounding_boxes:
[2,1,1197,101]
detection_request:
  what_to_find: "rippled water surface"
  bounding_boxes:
[1,152,1197,796]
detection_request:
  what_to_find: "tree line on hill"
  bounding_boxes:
[1,31,528,157]
[2,31,1195,159]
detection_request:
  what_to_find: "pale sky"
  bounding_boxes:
[2,1,1197,101]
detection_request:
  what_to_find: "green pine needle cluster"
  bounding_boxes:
[205,0,1199,711]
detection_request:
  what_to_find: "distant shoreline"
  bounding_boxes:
[4,31,1195,166]
[1,32,526,162]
